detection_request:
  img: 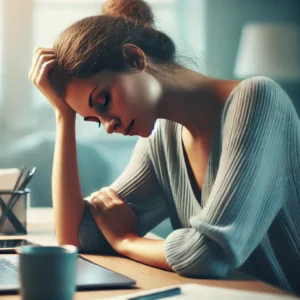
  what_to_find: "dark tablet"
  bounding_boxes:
[0,239,37,253]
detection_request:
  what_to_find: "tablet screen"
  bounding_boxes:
[0,239,37,253]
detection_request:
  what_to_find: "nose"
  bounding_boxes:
[102,117,119,134]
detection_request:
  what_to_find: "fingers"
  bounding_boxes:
[91,188,122,203]
[29,53,55,84]
[90,193,113,210]
[32,47,53,64]
[33,47,53,60]
[28,47,76,116]
[29,48,54,83]
[30,48,54,76]
[90,196,106,211]
[106,188,124,204]
[89,188,123,212]
[35,58,56,88]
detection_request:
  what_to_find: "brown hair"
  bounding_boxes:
[50,0,176,97]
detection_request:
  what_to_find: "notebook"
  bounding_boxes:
[0,168,21,190]
[103,283,297,300]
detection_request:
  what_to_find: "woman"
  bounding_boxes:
[28,0,300,295]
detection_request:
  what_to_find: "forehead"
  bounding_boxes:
[64,77,94,117]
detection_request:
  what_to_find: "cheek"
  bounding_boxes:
[112,85,139,117]
[113,75,153,116]
[111,89,132,116]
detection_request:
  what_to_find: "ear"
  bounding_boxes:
[122,44,146,71]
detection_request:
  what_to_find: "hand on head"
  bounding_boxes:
[28,47,75,118]
[29,0,176,134]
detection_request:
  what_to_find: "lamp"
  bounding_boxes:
[234,23,300,82]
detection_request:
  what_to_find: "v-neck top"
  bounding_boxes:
[181,134,203,205]
[78,76,300,295]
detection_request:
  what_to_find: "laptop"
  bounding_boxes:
[0,251,136,294]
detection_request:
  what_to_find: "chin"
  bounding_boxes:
[139,131,151,138]
[136,127,150,138]
[138,121,156,138]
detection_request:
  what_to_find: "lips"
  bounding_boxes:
[125,120,135,135]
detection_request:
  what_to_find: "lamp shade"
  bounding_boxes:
[234,23,300,81]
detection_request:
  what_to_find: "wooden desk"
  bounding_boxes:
[0,208,293,299]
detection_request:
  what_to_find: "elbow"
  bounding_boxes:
[55,231,80,248]
[165,229,231,279]
[173,259,230,279]
[57,239,80,248]
[165,237,231,279]
[53,220,81,248]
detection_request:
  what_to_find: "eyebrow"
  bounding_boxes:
[88,86,97,108]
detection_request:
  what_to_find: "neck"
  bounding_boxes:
[154,66,239,137]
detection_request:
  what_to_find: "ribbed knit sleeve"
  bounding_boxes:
[78,137,167,253]
[165,77,289,278]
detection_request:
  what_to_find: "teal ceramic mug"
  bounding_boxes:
[17,245,78,300]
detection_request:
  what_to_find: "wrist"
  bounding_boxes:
[55,111,76,123]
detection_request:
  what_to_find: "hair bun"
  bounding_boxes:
[102,0,154,27]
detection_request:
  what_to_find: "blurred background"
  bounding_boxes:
[0,0,299,237]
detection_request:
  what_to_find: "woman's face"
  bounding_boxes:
[65,69,161,137]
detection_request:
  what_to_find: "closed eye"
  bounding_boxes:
[103,90,110,109]
[94,89,111,113]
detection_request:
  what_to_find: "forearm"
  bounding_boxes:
[52,113,84,246]
[120,235,173,271]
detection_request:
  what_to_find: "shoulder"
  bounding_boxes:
[230,76,289,107]
[238,75,280,90]
[222,76,290,124]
